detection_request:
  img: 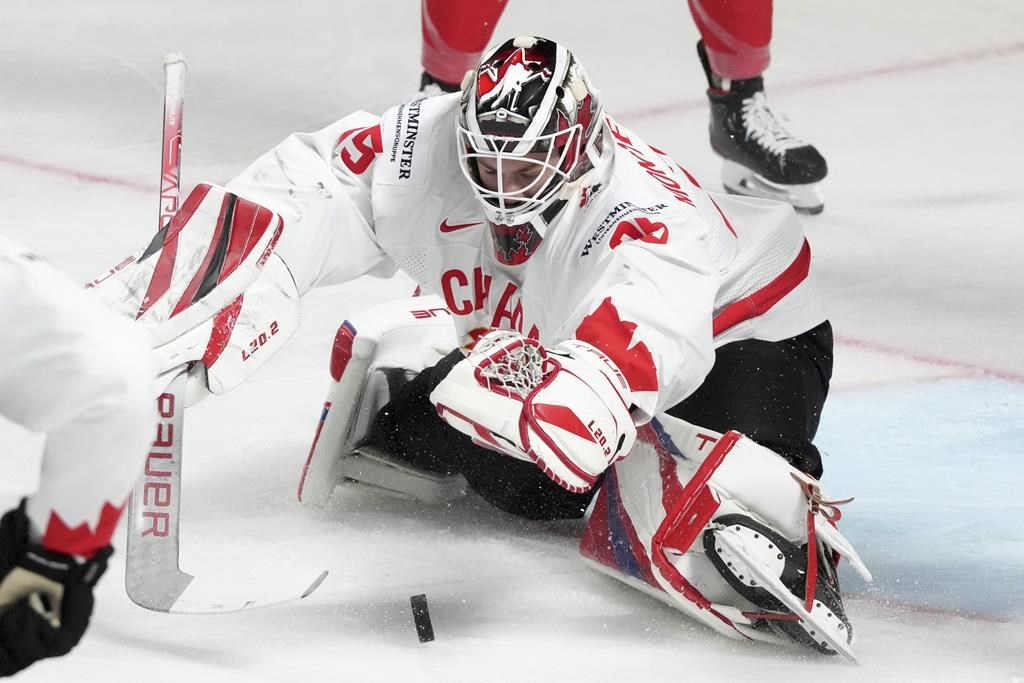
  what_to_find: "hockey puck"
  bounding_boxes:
[410,593,435,643]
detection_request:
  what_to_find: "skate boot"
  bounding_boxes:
[419,71,461,97]
[697,41,828,214]
[704,514,854,657]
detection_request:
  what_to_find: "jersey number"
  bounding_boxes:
[609,217,668,249]
[338,125,383,175]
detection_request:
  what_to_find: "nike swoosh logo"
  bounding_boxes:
[439,218,483,233]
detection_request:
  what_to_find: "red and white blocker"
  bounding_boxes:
[91,182,301,398]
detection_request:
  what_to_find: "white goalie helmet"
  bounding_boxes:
[457,36,605,228]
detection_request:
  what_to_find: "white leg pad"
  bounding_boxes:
[297,295,459,506]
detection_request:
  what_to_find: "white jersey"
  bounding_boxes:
[0,237,156,557]
[228,93,825,420]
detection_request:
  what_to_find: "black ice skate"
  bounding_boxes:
[419,71,461,97]
[703,514,855,660]
[697,41,828,214]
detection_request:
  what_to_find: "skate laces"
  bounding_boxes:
[792,474,854,611]
[741,92,807,156]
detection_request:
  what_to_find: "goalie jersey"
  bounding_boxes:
[227,93,825,421]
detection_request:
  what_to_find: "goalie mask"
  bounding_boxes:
[457,36,605,228]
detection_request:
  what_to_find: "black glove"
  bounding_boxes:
[0,500,112,678]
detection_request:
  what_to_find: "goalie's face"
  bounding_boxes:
[457,128,578,226]
[474,151,559,200]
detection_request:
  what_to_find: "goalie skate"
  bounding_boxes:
[707,515,856,661]
[722,160,825,215]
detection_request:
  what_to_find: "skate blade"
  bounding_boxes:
[716,527,858,663]
[721,160,825,214]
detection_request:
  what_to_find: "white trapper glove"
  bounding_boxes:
[430,330,637,493]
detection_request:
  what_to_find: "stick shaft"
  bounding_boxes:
[159,53,187,230]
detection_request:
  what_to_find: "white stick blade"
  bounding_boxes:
[167,570,329,614]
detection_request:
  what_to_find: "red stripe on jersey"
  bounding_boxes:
[136,184,211,319]
[671,162,739,239]
[41,500,125,558]
[674,163,703,189]
[707,195,738,237]
[575,298,658,393]
[201,295,244,367]
[712,239,812,336]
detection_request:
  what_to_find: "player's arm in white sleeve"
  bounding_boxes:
[0,237,156,556]
[226,112,396,295]
[0,237,156,677]
[569,211,720,423]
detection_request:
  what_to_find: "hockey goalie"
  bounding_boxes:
[93,35,869,658]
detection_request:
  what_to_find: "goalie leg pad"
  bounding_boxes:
[297,295,460,506]
[580,423,759,640]
[579,414,868,659]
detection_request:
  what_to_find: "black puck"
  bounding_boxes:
[410,593,435,643]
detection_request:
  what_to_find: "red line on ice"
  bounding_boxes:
[836,336,1024,384]
[4,43,1023,189]
[620,40,1024,122]
[852,593,1018,625]
[0,152,151,193]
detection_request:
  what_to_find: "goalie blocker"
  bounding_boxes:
[89,182,301,397]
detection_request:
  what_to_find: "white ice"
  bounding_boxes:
[1,0,1022,681]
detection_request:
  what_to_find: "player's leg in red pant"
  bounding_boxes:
[687,0,772,80]
[421,0,508,91]
[687,0,828,213]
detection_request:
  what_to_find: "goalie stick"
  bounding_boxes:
[124,53,327,613]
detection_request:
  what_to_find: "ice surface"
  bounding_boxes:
[1,0,1022,680]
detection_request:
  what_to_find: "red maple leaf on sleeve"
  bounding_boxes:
[574,297,658,392]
